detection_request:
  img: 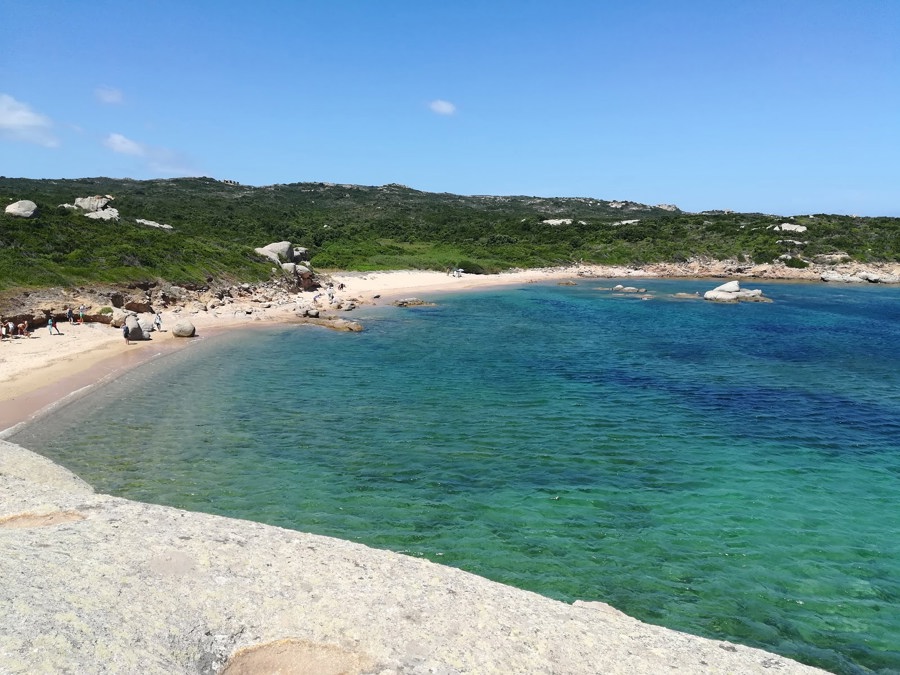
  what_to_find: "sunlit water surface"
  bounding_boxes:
[13,279,900,674]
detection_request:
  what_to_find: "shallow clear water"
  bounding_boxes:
[13,279,900,674]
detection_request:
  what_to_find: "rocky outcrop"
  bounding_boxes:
[255,241,294,264]
[74,195,112,212]
[822,270,900,284]
[84,207,120,221]
[4,200,37,218]
[172,320,196,337]
[703,280,771,303]
[0,440,826,675]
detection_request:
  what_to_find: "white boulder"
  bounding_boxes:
[74,196,111,213]
[4,200,37,217]
[254,241,294,263]
[84,208,120,221]
[704,281,767,303]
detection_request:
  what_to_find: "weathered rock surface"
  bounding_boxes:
[74,195,111,212]
[84,207,120,221]
[172,320,196,337]
[704,281,770,303]
[0,440,825,674]
[124,314,144,340]
[255,241,294,263]
[4,199,37,218]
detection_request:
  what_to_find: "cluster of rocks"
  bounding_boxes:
[703,280,771,303]
[821,270,900,283]
[253,241,318,292]
[60,195,120,221]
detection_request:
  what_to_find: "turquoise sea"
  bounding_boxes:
[11,279,900,674]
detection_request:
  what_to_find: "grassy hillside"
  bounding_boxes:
[2,176,898,291]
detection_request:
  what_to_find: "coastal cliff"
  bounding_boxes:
[0,440,826,674]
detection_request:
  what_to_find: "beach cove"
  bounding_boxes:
[4,266,896,672]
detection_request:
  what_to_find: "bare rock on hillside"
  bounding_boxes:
[74,195,111,212]
[255,241,294,263]
[84,207,120,221]
[4,200,37,218]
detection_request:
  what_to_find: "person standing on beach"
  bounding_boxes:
[154,312,162,332]
[66,307,74,324]
[78,304,86,323]
[122,323,130,345]
[48,316,62,335]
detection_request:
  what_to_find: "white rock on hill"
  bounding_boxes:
[4,200,37,217]
[84,208,120,221]
[254,241,295,263]
[136,218,173,230]
[74,195,111,212]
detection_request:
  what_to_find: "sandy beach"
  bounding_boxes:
[0,266,618,433]
[3,258,897,434]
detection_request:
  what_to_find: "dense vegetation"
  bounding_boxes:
[1,176,898,291]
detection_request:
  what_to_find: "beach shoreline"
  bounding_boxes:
[2,261,898,434]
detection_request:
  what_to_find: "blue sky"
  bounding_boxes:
[2,1,898,216]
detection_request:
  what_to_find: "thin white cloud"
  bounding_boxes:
[95,86,124,105]
[429,99,457,116]
[104,132,145,156]
[102,132,193,175]
[0,93,59,147]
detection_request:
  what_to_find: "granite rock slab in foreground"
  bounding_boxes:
[0,440,826,674]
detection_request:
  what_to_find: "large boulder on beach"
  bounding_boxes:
[125,315,144,341]
[172,320,196,338]
[137,317,154,335]
[4,200,37,218]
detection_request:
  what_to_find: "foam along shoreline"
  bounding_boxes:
[0,439,827,673]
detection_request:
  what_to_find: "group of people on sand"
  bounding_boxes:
[1,319,27,340]
[1,304,92,342]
